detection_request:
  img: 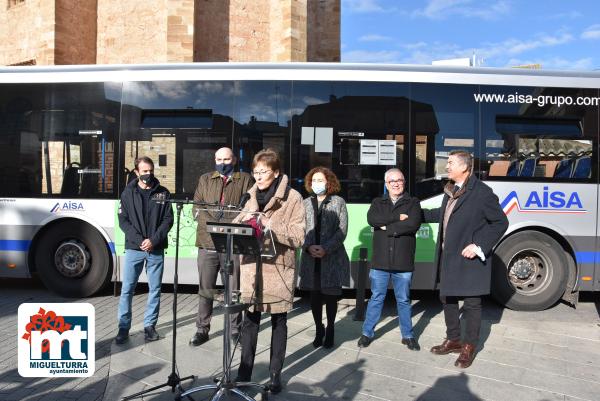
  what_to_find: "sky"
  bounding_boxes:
[341,0,600,70]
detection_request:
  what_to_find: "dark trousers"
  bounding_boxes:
[310,291,338,328]
[237,310,287,380]
[196,248,241,335]
[441,295,482,345]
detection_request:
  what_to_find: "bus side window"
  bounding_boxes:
[572,156,591,179]
[488,160,510,177]
[61,162,81,196]
[553,158,574,178]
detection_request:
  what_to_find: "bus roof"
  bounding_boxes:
[1,62,600,88]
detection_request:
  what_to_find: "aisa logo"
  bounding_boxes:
[50,201,85,213]
[18,303,95,377]
[501,186,585,215]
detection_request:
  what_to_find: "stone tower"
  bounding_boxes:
[0,0,340,65]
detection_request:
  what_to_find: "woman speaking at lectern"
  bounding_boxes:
[234,148,306,394]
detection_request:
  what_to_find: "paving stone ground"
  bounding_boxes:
[1,279,600,401]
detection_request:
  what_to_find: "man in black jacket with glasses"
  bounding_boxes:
[357,168,422,351]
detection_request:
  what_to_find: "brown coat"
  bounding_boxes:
[193,171,254,249]
[234,175,306,313]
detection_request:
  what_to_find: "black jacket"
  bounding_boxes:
[423,176,508,296]
[367,194,422,271]
[118,178,174,251]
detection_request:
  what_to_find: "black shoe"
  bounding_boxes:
[144,326,159,342]
[313,323,325,348]
[267,372,282,394]
[401,337,420,351]
[323,325,334,349]
[357,334,372,348]
[190,331,209,346]
[115,328,129,345]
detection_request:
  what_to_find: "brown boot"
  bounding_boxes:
[454,343,476,368]
[430,339,462,355]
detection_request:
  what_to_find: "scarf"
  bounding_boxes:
[256,175,282,212]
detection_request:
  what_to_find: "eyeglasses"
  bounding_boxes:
[386,179,405,185]
[252,169,272,177]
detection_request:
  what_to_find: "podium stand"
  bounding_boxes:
[177,222,268,401]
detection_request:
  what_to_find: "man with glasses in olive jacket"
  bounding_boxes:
[357,168,422,351]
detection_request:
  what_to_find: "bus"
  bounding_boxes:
[1,63,598,311]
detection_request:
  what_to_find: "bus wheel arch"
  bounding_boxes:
[29,218,112,297]
[491,228,574,311]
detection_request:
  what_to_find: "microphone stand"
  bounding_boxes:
[122,198,203,401]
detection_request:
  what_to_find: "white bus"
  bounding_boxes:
[1,63,598,310]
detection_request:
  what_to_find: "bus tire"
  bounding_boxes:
[491,231,568,311]
[34,220,112,297]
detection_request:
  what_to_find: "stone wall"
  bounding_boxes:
[55,0,97,65]
[1,0,340,65]
[0,0,55,65]
[308,0,340,62]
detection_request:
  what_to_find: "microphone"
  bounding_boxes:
[238,192,251,209]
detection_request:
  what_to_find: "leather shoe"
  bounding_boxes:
[430,338,462,355]
[401,337,420,351]
[357,334,372,348]
[115,328,129,345]
[267,372,282,394]
[190,331,209,346]
[455,343,476,368]
[144,326,159,342]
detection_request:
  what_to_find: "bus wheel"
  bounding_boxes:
[491,231,568,311]
[34,220,112,297]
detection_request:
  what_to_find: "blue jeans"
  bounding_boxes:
[117,249,165,330]
[362,269,414,339]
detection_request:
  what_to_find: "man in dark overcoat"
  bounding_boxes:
[423,150,508,368]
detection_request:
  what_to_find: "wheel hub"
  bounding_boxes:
[54,240,91,278]
[511,257,535,280]
[507,249,552,295]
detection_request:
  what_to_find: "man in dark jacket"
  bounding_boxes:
[357,168,422,351]
[190,147,253,346]
[115,156,174,344]
[424,150,508,368]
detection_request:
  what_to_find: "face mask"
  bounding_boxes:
[311,182,327,195]
[216,163,234,176]
[139,173,154,185]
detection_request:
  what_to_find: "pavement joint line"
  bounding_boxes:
[474,356,600,385]
[481,345,600,366]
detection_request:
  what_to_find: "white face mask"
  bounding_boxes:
[312,182,327,195]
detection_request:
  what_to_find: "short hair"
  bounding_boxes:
[449,150,473,172]
[384,168,404,182]
[304,166,341,195]
[252,148,281,172]
[134,156,154,171]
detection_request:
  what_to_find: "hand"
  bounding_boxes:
[399,214,408,221]
[308,245,326,258]
[140,239,153,252]
[461,244,478,259]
